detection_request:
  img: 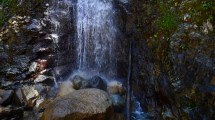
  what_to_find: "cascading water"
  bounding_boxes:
[131,93,146,120]
[76,0,118,77]
[48,0,140,119]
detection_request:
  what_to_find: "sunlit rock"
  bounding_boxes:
[42,88,113,120]
[28,62,38,73]
[34,75,55,86]
[20,85,39,108]
[57,81,75,97]
[107,81,126,95]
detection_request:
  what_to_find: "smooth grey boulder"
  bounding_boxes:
[42,88,113,120]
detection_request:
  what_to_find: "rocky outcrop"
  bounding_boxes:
[42,88,113,120]
[129,0,215,119]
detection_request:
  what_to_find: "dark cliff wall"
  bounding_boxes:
[128,0,215,119]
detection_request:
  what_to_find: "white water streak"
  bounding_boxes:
[77,0,118,76]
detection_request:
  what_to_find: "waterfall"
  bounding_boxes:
[76,0,118,77]
[47,0,133,119]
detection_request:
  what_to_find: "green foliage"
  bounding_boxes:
[0,10,6,26]
[0,0,18,27]
[154,0,180,35]
[0,0,17,6]
[157,11,179,33]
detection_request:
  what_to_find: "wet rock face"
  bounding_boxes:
[70,75,86,89]
[110,94,125,112]
[0,89,13,106]
[42,88,113,120]
[129,0,215,119]
[69,75,108,91]
[0,1,60,119]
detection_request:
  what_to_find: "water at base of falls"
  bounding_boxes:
[131,94,147,120]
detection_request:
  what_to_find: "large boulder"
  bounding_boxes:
[42,88,113,120]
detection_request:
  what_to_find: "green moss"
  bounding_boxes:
[157,11,179,33]
[0,0,17,6]
[0,10,6,26]
[0,0,18,27]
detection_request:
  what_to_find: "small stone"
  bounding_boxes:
[162,108,175,119]
[28,62,37,73]
[43,12,49,16]
[45,3,49,7]
[34,75,54,86]
[206,19,213,32]
[70,75,86,89]
[16,16,23,20]
[21,85,39,108]
[89,76,107,90]
[6,67,21,76]
[27,19,42,32]
[22,86,39,100]
[202,22,209,34]
[37,59,48,71]
[183,13,191,22]
[189,32,202,40]
[57,81,75,97]
[107,81,126,95]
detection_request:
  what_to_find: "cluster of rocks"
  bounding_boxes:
[0,3,61,119]
[51,75,126,120]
